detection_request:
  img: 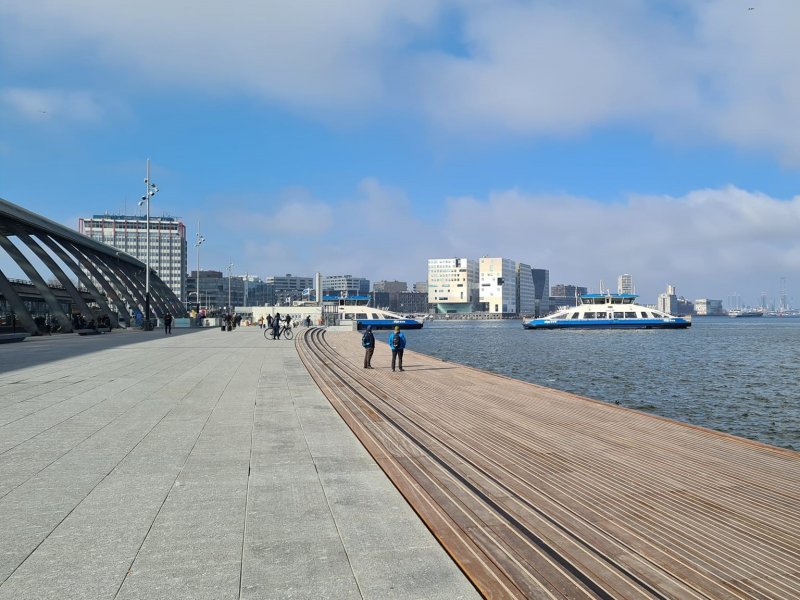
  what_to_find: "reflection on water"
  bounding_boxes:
[399,317,800,450]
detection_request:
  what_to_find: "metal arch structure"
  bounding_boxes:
[0,197,185,335]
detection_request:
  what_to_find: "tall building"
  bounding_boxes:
[79,214,187,301]
[531,268,550,316]
[413,281,428,294]
[617,273,634,295]
[373,280,408,293]
[516,263,535,315]
[428,258,479,314]
[322,275,370,296]
[658,285,678,315]
[479,257,518,314]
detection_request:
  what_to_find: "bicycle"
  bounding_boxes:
[264,324,293,340]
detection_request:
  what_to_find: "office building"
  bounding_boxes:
[428,258,479,314]
[531,268,550,316]
[264,274,314,304]
[373,280,408,294]
[550,284,587,307]
[322,275,370,296]
[79,214,187,301]
[695,299,724,316]
[413,281,428,294]
[516,262,535,315]
[479,257,516,314]
[618,273,634,295]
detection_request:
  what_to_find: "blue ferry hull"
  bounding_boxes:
[523,319,690,330]
[357,319,423,330]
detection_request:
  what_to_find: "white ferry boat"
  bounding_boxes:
[523,293,691,330]
[326,296,423,330]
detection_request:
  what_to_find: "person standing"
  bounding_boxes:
[272,312,281,339]
[388,325,406,371]
[361,326,375,369]
[164,312,173,335]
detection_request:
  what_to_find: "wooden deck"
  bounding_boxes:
[297,329,800,600]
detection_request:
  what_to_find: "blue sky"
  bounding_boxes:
[2,0,800,306]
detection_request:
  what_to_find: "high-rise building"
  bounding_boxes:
[428,258,479,314]
[413,281,428,294]
[658,285,678,315]
[479,257,518,314]
[617,273,634,295]
[79,214,187,301]
[531,268,550,316]
[322,275,370,296]
[516,263,535,315]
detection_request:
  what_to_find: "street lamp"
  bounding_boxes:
[138,158,158,325]
[195,223,206,312]
[228,259,234,315]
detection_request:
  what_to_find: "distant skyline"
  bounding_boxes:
[2,1,799,307]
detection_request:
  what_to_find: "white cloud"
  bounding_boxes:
[223,179,799,306]
[3,1,800,159]
[442,185,800,303]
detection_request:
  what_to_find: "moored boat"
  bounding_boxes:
[523,293,691,330]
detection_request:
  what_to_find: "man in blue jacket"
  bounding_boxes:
[388,325,406,371]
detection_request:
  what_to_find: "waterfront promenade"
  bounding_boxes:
[299,329,800,599]
[0,328,478,599]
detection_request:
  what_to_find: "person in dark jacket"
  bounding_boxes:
[361,326,375,368]
[387,325,406,371]
[164,312,173,334]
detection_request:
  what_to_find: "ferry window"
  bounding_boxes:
[584,312,596,319]
[596,312,607,318]
[356,313,368,319]
[625,312,637,318]
[344,313,354,319]
[613,312,624,319]
[640,312,649,318]
[371,313,379,319]
[570,313,580,319]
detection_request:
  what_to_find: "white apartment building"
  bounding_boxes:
[79,214,187,300]
[479,257,517,314]
[618,273,634,295]
[658,284,678,315]
[516,263,535,315]
[428,258,479,313]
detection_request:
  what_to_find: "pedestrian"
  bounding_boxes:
[164,312,173,334]
[361,326,375,369]
[272,312,281,339]
[388,325,406,371]
[305,315,311,327]
[266,314,273,329]
[285,313,292,329]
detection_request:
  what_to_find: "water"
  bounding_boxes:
[396,317,800,451]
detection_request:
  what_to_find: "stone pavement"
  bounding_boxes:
[0,327,478,600]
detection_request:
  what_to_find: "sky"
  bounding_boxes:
[2,0,800,307]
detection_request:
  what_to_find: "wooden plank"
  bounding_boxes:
[297,330,800,600]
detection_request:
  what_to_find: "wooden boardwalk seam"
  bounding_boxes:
[297,329,800,599]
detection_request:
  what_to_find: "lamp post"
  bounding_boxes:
[228,259,233,315]
[138,158,158,325]
[195,224,205,312]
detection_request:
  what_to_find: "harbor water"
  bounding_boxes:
[398,317,800,451]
